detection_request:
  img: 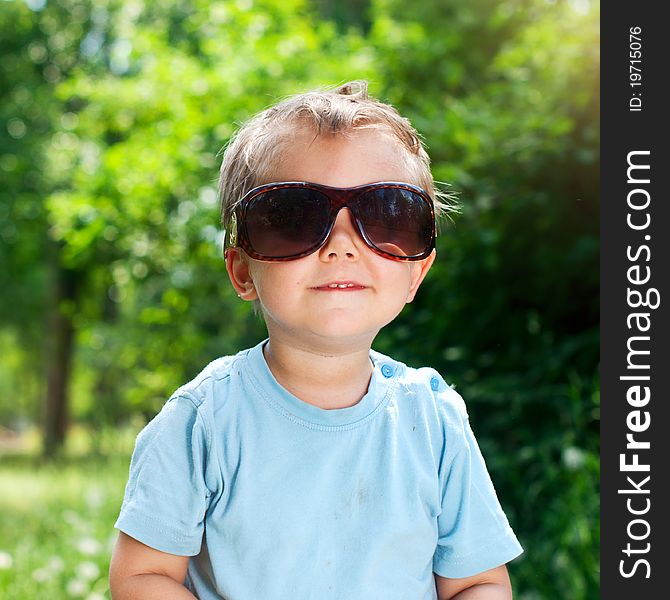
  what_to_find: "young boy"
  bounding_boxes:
[109,81,523,600]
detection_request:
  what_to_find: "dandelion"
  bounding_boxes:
[563,446,586,471]
[64,510,82,527]
[32,567,52,582]
[107,531,119,552]
[85,487,104,509]
[77,561,100,580]
[47,555,65,573]
[67,578,89,597]
[31,555,65,582]
[0,551,13,569]
[76,537,102,555]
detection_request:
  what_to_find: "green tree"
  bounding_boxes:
[0,0,103,449]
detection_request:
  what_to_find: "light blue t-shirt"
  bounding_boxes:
[115,340,522,599]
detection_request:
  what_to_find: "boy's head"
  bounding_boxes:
[219,81,445,349]
[218,80,450,228]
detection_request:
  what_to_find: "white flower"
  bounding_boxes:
[64,510,81,526]
[77,561,100,580]
[66,578,88,596]
[107,532,119,551]
[32,567,51,582]
[76,537,102,556]
[563,446,586,470]
[85,487,104,509]
[0,552,13,569]
[86,593,106,600]
[47,555,65,573]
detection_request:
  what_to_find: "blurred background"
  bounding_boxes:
[0,0,599,598]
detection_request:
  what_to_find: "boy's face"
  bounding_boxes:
[226,128,435,353]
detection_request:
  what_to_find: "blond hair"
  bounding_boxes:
[218,80,454,230]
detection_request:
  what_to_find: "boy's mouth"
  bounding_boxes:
[312,280,367,291]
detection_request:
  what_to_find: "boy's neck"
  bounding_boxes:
[263,337,374,410]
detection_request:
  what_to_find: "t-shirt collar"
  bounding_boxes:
[244,339,396,429]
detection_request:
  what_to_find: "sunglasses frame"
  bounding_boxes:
[224,181,436,262]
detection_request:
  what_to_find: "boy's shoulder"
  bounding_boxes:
[170,346,254,408]
[370,348,468,423]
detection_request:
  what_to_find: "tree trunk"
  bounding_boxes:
[90,287,119,454]
[43,251,78,458]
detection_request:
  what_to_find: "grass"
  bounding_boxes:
[0,426,138,599]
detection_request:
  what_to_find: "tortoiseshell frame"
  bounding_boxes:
[223,181,436,262]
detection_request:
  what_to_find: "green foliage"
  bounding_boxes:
[0,0,55,410]
[1,0,599,597]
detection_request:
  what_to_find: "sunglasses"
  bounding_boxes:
[224,181,436,262]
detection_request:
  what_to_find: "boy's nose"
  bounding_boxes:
[318,208,361,261]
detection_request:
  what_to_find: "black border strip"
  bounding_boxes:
[601,2,669,596]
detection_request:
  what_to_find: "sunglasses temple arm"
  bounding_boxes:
[222,212,239,258]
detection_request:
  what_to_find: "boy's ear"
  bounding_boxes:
[406,249,436,303]
[225,248,259,301]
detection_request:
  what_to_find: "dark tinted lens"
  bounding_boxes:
[245,188,330,258]
[355,188,433,257]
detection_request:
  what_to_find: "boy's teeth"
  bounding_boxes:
[328,283,354,288]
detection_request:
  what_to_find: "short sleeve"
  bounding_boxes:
[432,391,523,578]
[115,394,213,556]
